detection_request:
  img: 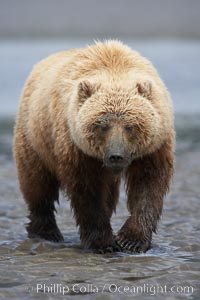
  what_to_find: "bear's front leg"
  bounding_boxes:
[68,156,121,254]
[116,139,174,253]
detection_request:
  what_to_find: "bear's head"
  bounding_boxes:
[67,79,165,173]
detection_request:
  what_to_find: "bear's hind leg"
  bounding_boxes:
[14,137,63,242]
[26,174,64,243]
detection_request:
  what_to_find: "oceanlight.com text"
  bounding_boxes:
[27,283,194,296]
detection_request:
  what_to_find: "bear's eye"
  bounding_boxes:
[101,124,110,132]
[124,125,134,133]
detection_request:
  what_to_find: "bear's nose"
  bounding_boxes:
[109,154,124,163]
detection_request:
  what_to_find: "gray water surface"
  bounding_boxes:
[0,39,200,116]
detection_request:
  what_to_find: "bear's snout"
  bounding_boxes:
[104,151,131,173]
[109,154,124,163]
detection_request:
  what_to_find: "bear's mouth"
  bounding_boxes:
[110,165,124,174]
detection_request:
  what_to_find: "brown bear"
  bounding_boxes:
[14,40,175,254]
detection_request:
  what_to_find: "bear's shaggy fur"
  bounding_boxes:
[14,41,175,253]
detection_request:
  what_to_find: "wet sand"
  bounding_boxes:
[0,116,200,299]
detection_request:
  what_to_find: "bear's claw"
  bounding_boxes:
[115,235,150,253]
[28,227,64,243]
[92,243,122,254]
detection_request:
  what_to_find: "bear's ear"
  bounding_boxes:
[136,81,152,99]
[78,80,100,102]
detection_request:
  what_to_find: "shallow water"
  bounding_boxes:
[0,116,200,299]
